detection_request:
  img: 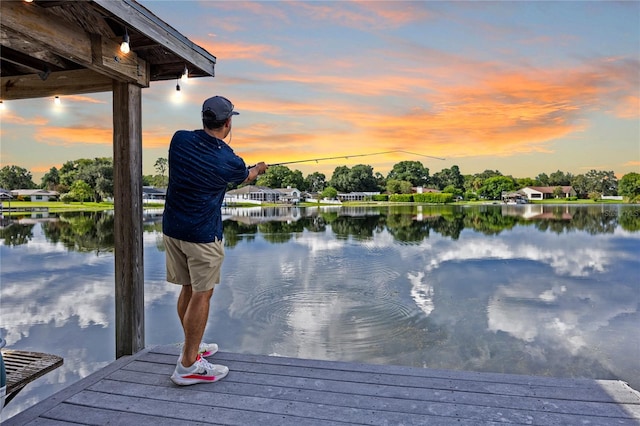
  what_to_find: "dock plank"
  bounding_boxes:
[4,346,639,426]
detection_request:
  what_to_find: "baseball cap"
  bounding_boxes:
[201,96,239,120]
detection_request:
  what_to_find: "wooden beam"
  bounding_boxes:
[92,0,216,77]
[112,81,145,358]
[0,29,71,69]
[1,69,113,100]
[90,33,150,87]
[0,1,148,86]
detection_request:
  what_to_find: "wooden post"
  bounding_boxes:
[112,81,145,357]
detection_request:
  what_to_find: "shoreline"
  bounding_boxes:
[0,198,637,215]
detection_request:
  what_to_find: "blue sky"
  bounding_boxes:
[1,0,638,182]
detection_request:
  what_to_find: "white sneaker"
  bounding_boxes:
[198,342,219,357]
[171,354,229,386]
[176,342,219,360]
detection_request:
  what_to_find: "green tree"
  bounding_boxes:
[59,160,80,187]
[549,170,572,186]
[329,164,378,192]
[536,172,550,186]
[386,161,429,187]
[95,175,114,201]
[386,179,413,194]
[585,169,618,196]
[618,172,640,200]
[329,166,350,192]
[321,186,338,200]
[515,177,538,189]
[153,157,168,187]
[349,164,379,191]
[570,174,589,198]
[59,158,114,201]
[374,171,386,190]
[432,165,464,190]
[552,186,564,198]
[69,180,94,203]
[256,165,297,188]
[0,165,36,189]
[476,169,503,180]
[479,176,515,200]
[442,185,463,198]
[41,167,61,190]
[304,172,326,193]
[281,169,305,190]
[463,174,483,192]
[154,157,168,177]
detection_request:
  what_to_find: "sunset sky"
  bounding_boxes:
[1,0,639,182]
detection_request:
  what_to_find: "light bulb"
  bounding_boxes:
[120,33,130,54]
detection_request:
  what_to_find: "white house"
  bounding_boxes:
[337,191,380,201]
[142,186,166,203]
[10,189,59,202]
[275,187,301,204]
[520,186,576,200]
[224,185,283,205]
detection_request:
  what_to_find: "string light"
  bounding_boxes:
[173,76,183,103]
[54,96,61,105]
[120,28,130,54]
[181,65,188,82]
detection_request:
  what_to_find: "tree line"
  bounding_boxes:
[3,205,639,250]
[1,157,639,202]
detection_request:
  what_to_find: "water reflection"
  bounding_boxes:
[0,204,639,421]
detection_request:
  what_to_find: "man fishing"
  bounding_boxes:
[163,95,268,385]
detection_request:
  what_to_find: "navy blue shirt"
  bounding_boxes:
[162,129,249,243]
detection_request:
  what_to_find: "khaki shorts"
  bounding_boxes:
[164,235,225,292]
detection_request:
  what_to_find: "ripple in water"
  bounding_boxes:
[240,274,429,360]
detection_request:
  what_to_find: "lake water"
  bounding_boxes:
[1,204,639,421]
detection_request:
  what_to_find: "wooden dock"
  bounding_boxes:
[4,345,640,425]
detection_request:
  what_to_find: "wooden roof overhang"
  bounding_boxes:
[1,0,215,99]
[1,0,218,357]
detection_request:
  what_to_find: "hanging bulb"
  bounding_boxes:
[181,65,188,82]
[54,96,61,105]
[120,31,130,54]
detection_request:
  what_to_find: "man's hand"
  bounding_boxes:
[254,162,268,176]
[244,162,269,183]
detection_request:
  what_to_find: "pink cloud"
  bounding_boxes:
[0,110,49,126]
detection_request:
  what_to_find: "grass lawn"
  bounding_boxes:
[0,200,115,213]
[0,201,162,214]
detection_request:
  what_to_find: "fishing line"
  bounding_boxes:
[268,150,445,166]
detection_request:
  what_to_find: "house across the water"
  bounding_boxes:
[520,186,576,200]
[10,189,59,202]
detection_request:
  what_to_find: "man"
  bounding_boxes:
[163,95,268,385]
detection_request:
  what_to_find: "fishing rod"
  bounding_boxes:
[268,150,445,167]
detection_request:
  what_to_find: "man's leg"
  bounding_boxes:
[180,288,213,367]
[177,284,192,325]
